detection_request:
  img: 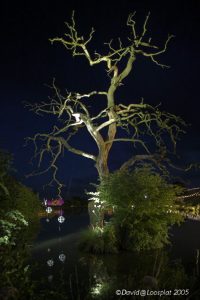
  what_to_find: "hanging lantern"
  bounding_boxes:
[58,215,65,223]
[46,207,52,213]
[47,259,54,267]
[59,253,66,262]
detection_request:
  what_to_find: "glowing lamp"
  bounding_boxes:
[46,207,52,213]
[72,113,81,122]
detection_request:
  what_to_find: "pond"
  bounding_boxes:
[28,208,200,299]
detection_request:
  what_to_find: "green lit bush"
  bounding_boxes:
[79,224,118,254]
[98,166,183,251]
[0,149,40,262]
[0,210,28,246]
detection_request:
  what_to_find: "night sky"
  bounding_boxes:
[1,0,200,197]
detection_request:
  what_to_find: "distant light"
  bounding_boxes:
[58,216,65,223]
[59,253,66,262]
[144,194,148,199]
[46,207,52,213]
[72,113,81,122]
[46,218,50,222]
[47,259,54,267]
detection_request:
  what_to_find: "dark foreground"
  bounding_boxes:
[28,210,200,299]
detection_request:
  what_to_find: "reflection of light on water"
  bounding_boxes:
[47,259,54,267]
[59,253,66,262]
[48,275,53,282]
[58,216,65,223]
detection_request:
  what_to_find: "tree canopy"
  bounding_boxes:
[26,12,186,194]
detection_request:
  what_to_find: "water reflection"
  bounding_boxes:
[47,258,54,267]
[59,253,66,262]
[31,216,200,299]
[32,211,199,296]
[78,251,189,299]
[15,210,200,299]
[31,247,200,299]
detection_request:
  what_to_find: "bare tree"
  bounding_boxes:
[26,12,185,225]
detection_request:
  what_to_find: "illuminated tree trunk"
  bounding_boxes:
[96,150,109,178]
[27,12,184,231]
[89,110,117,228]
[88,149,110,228]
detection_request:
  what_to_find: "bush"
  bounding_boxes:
[98,166,183,251]
[0,150,41,221]
[79,224,118,254]
[0,175,41,222]
[0,210,28,246]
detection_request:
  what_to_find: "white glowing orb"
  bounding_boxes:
[59,253,66,262]
[58,216,65,223]
[144,194,148,199]
[46,207,52,213]
[72,113,81,122]
[46,218,50,222]
[47,259,54,267]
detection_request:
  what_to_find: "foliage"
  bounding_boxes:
[14,182,41,221]
[0,149,40,255]
[79,224,118,254]
[0,149,41,221]
[0,209,40,299]
[0,150,42,299]
[79,249,193,299]
[0,175,41,221]
[98,166,184,251]
[0,210,28,246]
[0,211,39,300]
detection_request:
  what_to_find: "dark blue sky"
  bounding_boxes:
[1,0,200,197]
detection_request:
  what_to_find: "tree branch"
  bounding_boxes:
[105,138,150,153]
